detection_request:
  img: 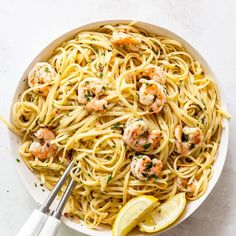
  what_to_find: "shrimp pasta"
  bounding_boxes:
[8,23,228,229]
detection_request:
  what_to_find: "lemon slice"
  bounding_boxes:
[112,195,158,236]
[139,193,186,233]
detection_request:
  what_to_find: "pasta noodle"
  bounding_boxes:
[7,23,229,229]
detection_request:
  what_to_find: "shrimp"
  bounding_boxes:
[174,125,203,154]
[139,79,166,113]
[131,155,163,181]
[123,118,161,152]
[78,77,107,112]
[111,31,141,51]
[28,62,56,96]
[177,177,197,193]
[139,65,166,85]
[29,128,57,160]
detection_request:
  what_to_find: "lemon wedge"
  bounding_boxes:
[139,192,186,233]
[112,195,158,236]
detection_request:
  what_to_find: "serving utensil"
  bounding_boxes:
[17,161,77,236]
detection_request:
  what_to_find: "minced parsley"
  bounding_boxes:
[107,175,112,183]
[145,162,153,171]
[143,143,151,149]
[147,174,158,182]
[99,72,103,78]
[111,123,122,129]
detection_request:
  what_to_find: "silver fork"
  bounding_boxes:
[17,161,78,236]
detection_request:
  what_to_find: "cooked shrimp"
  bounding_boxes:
[111,31,141,51]
[139,79,166,113]
[139,65,166,84]
[29,128,57,160]
[177,177,197,193]
[174,125,203,154]
[28,62,56,96]
[131,155,163,181]
[123,118,161,152]
[78,77,107,112]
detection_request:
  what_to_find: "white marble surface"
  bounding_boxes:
[0,0,236,235]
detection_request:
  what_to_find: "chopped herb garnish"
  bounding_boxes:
[45,67,49,73]
[101,52,105,56]
[107,175,112,183]
[28,95,34,102]
[84,90,94,101]
[42,189,45,192]
[112,123,122,129]
[143,143,151,149]
[91,38,97,41]
[16,158,20,163]
[34,183,37,187]
[145,162,153,171]
[136,155,143,159]
[40,183,43,187]
[103,104,107,110]
[97,64,104,78]
[147,174,158,182]
[99,72,103,78]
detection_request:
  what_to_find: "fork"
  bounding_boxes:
[17,161,78,236]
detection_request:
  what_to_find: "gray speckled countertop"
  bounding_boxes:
[0,0,236,235]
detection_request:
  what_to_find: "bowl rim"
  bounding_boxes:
[8,19,229,236]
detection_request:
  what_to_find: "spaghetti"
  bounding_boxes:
[9,23,228,229]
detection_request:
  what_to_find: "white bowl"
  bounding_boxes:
[9,20,229,236]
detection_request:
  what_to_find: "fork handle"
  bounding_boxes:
[17,209,48,236]
[38,216,61,236]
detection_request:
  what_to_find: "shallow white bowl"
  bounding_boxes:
[9,20,229,236]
